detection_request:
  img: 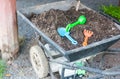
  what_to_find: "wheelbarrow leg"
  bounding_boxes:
[49,62,58,79]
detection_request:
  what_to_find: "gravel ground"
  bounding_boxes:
[3,0,120,79]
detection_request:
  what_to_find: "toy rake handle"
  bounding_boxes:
[82,37,88,46]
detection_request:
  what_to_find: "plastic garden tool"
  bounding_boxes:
[82,29,93,46]
[66,15,86,32]
[75,61,86,76]
[57,27,78,45]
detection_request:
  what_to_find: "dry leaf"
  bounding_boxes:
[5,74,11,77]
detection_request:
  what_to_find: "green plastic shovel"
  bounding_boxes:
[66,15,86,32]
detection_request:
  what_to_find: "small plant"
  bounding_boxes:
[0,60,6,79]
[101,5,120,22]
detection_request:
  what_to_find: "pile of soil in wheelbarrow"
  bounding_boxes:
[30,7,120,50]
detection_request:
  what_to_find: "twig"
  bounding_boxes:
[76,0,81,11]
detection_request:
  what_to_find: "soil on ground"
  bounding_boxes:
[30,7,120,50]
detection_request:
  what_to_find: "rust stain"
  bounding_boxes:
[0,0,19,60]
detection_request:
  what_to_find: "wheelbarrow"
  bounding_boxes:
[18,0,120,79]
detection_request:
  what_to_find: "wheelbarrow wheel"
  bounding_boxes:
[30,45,49,78]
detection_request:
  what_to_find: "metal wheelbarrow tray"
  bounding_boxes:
[18,1,120,62]
[99,11,120,25]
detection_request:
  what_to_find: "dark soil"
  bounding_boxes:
[30,7,120,50]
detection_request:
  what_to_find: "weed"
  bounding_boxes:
[101,5,120,22]
[0,60,6,79]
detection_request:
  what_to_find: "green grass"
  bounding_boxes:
[101,5,120,22]
[0,60,6,79]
